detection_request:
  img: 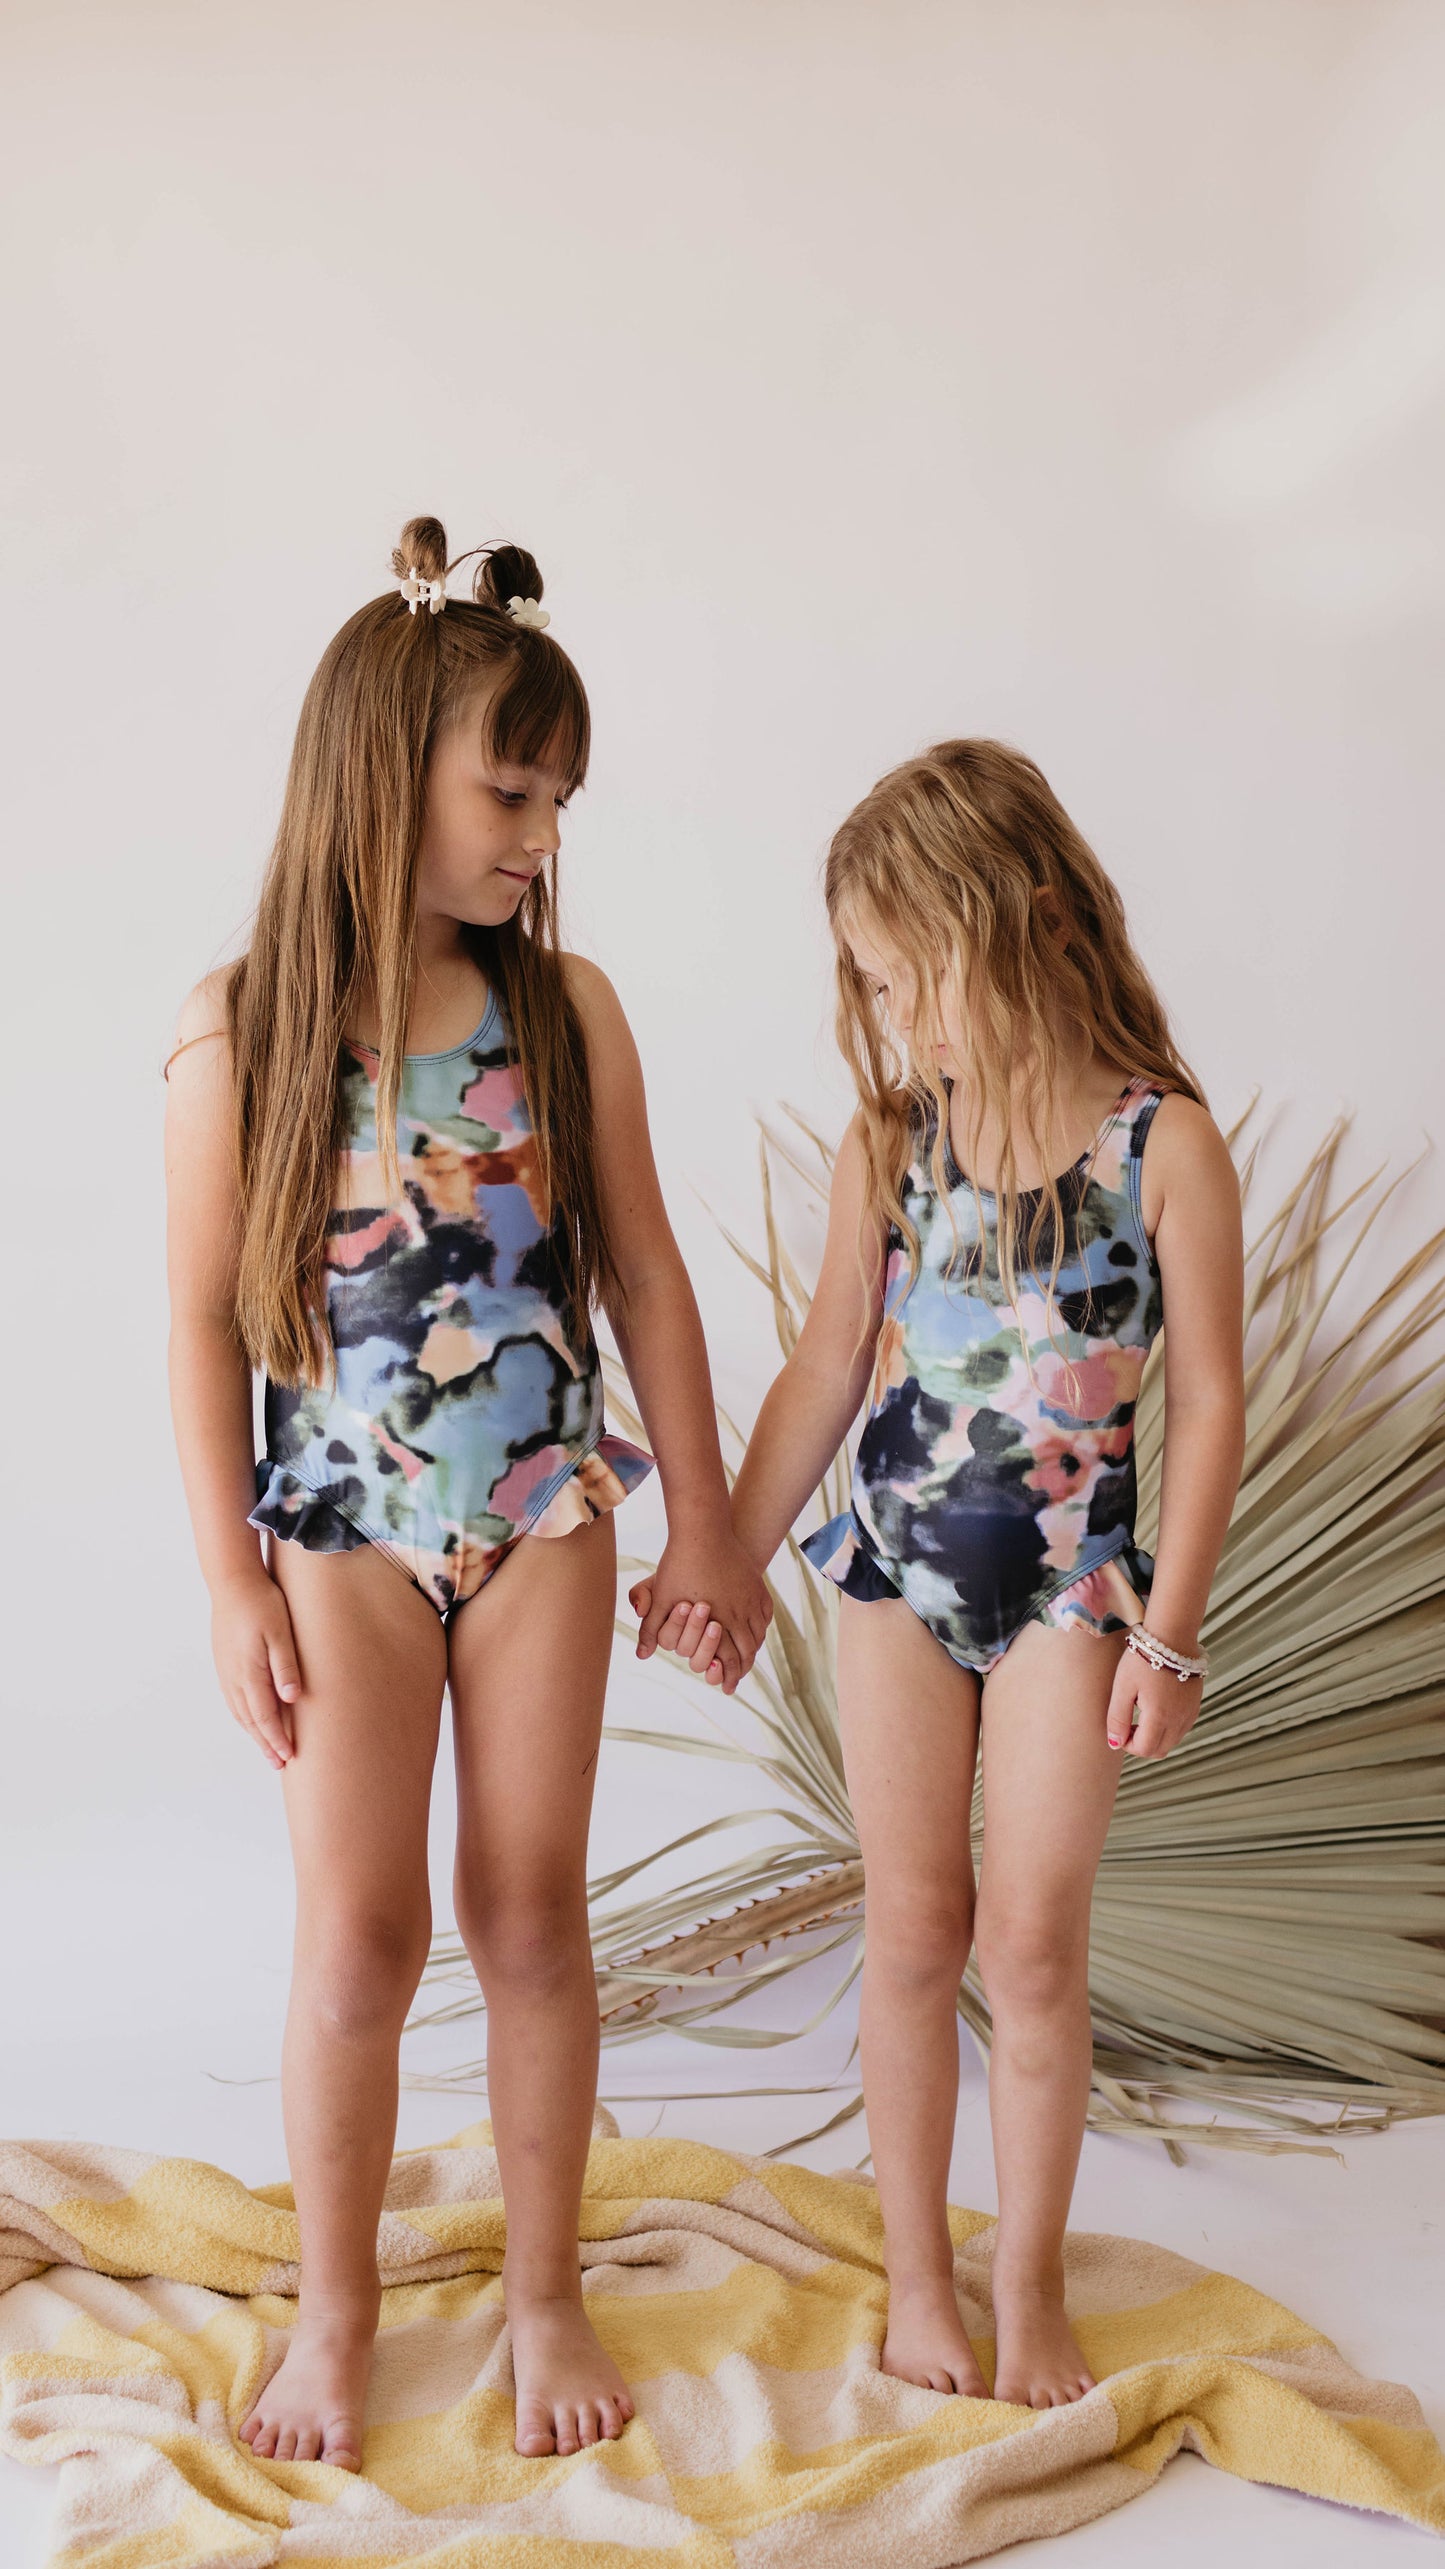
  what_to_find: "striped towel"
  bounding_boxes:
[2,2113,1441,2564]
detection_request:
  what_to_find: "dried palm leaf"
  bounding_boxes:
[416,1109,1445,2152]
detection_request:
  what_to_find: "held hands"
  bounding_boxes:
[1105,1648,1201,1760]
[628,1532,772,1695]
[210,1569,301,1769]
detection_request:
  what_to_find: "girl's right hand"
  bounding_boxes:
[210,1571,302,1768]
[627,1581,730,1680]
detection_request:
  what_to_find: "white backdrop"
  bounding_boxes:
[4,0,1445,2431]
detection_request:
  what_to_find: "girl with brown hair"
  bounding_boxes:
[164,518,769,2467]
[648,739,1245,2409]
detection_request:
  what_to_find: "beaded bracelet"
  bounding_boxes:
[1125,1624,1209,1683]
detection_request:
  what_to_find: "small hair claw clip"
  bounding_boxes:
[399,567,447,615]
[506,595,550,631]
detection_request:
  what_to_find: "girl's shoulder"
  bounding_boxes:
[558,952,647,1103]
[830,1096,926,1243]
[834,1090,918,1151]
[560,950,637,1057]
[178,967,230,1038]
[1137,1088,1229,1155]
[559,950,619,1016]
[164,967,233,1087]
[1135,1089,1239,1235]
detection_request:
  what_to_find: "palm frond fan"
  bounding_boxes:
[418,1108,1445,2155]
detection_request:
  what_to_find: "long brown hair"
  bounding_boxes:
[826,737,1205,1312]
[228,514,618,1385]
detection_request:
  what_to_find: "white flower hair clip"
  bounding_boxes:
[399,566,447,615]
[507,595,550,631]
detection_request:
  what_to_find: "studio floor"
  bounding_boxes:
[4,1980,1441,2565]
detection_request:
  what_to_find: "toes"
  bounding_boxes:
[294,2426,322,2463]
[274,2426,299,2462]
[997,2365,1089,2409]
[324,2413,364,2463]
[249,2421,279,2459]
[596,2398,626,2440]
[553,2406,581,2456]
[924,2369,953,2394]
[575,2401,602,2446]
[514,2401,557,2458]
[238,2412,260,2449]
[1024,2375,1092,2408]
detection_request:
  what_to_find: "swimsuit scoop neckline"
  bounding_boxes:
[345,985,501,1064]
[940,1074,1141,1201]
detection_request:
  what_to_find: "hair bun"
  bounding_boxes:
[472,542,544,612]
[391,515,448,585]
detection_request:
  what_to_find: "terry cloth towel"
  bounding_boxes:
[1,2118,1442,2567]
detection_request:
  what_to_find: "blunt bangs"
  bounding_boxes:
[479,632,591,795]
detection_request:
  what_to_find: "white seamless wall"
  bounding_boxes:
[1,2,1440,2119]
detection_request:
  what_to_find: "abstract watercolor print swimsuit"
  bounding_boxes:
[250,988,652,1615]
[802,1081,1165,1673]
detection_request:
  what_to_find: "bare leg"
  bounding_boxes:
[447,1511,634,2459]
[974,1623,1124,2407]
[835,1592,988,2396]
[240,1539,447,2468]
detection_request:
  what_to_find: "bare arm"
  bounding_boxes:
[165,977,301,1766]
[1108,1095,1246,1758]
[728,1113,887,1570]
[567,957,772,1691]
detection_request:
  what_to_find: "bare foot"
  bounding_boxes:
[991,2275,1096,2408]
[240,2299,376,2469]
[880,2274,990,2397]
[509,2293,635,2457]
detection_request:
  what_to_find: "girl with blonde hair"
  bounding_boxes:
[165,518,769,2467]
[650,739,1244,2407]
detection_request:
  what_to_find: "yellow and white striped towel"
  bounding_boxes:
[2,2115,1441,2565]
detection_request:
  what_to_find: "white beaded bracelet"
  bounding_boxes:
[1125,1624,1209,1683]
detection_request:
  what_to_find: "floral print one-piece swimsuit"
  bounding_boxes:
[250,987,652,1615]
[802,1080,1165,1673]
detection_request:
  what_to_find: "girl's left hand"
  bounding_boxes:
[1106,1653,1202,1758]
[628,1540,772,1695]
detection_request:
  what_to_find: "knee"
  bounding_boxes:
[296,1905,432,2038]
[455,1879,586,1996]
[867,1887,975,1995]
[974,1909,1085,2019]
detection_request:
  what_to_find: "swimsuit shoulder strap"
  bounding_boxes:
[1102,1077,1169,1252]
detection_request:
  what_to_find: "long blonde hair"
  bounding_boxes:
[826,738,1204,1309]
[229,514,618,1386]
